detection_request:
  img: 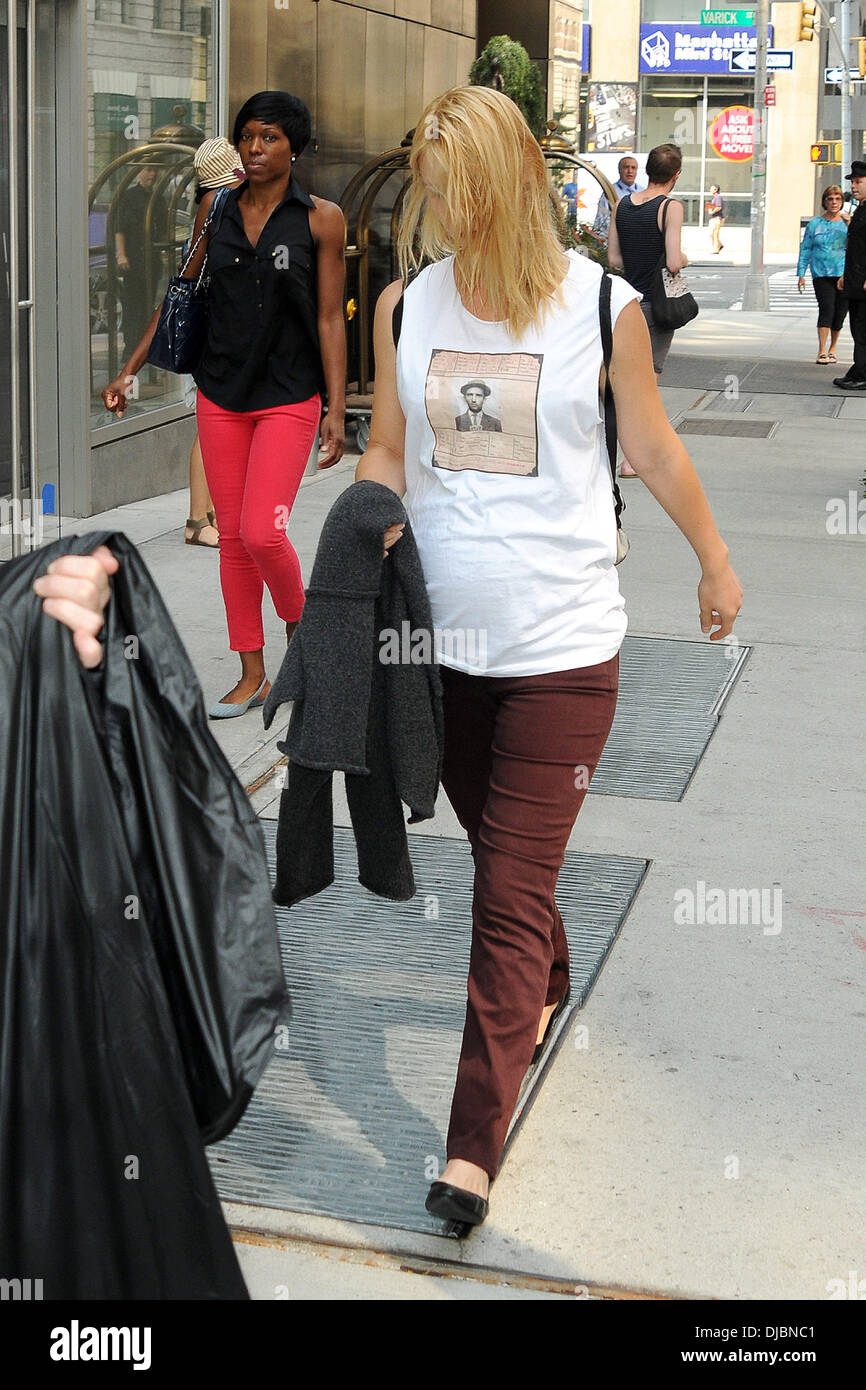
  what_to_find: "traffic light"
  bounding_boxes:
[859,37,866,79]
[810,142,842,164]
[798,1,818,41]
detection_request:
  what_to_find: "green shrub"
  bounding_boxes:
[469,35,545,141]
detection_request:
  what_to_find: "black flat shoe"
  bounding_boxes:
[425,1181,489,1227]
[531,986,572,1065]
[833,376,866,389]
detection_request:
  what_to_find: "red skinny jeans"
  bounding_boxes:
[195,390,321,651]
[440,654,620,1180]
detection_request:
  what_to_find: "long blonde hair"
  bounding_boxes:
[397,86,568,339]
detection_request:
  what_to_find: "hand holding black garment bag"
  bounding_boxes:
[0,533,288,1299]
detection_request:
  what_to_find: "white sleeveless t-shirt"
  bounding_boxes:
[396,251,640,677]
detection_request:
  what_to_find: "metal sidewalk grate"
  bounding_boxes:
[696,392,841,419]
[210,826,648,1238]
[676,418,778,438]
[592,636,750,801]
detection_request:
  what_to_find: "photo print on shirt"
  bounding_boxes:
[424,349,543,476]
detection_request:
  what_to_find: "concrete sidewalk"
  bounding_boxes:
[75,296,865,1300]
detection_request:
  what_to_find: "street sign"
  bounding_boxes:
[700,8,756,21]
[824,66,865,83]
[810,141,842,164]
[730,47,794,72]
[764,85,777,106]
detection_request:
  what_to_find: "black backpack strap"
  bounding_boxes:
[599,271,624,529]
[391,291,404,351]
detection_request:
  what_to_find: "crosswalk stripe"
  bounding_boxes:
[729,269,813,315]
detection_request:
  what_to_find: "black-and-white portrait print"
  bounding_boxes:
[454,381,502,433]
[425,349,543,476]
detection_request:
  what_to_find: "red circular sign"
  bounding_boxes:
[709,106,754,162]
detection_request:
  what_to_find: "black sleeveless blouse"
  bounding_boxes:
[193,178,324,411]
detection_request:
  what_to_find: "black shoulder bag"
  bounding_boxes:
[599,272,629,565]
[147,186,230,374]
[650,198,699,331]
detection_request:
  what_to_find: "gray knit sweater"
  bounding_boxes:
[262,480,443,905]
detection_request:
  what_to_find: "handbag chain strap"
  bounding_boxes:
[179,186,230,287]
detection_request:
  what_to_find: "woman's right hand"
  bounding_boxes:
[383,523,404,558]
[797,276,806,293]
[102,373,135,418]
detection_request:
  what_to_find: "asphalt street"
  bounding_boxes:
[688,263,804,313]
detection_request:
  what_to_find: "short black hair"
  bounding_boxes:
[646,143,682,183]
[232,91,312,157]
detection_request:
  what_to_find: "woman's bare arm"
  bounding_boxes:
[663,198,688,272]
[355,279,407,498]
[606,203,624,271]
[310,197,347,468]
[610,301,741,639]
[102,190,217,416]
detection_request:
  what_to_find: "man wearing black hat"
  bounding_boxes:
[455,381,502,431]
[834,161,866,389]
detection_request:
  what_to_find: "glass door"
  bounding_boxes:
[0,0,35,560]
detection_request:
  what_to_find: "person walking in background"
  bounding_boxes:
[606,142,688,475]
[182,137,245,550]
[797,185,849,366]
[102,91,346,717]
[705,184,725,255]
[114,163,168,355]
[358,88,742,1229]
[833,161,866,390]
[593,154,644,239]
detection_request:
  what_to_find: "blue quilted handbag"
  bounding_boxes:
[147,187,229,374]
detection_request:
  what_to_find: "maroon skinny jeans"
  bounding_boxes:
[439,654,619,1180]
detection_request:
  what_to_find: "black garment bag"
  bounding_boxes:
[0,533,288,1299]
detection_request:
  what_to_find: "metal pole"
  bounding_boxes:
[25,0,37,542]
[699,75,708,230]
[742,0,770,311]
[840,0,851,181]
[820,0,847,66]
[7,0,22,556]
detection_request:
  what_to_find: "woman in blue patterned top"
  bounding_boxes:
[797,185,850,364]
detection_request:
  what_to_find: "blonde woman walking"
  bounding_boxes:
[358,87,742,1228]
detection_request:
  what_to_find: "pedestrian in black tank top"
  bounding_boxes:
[606,143,688,474]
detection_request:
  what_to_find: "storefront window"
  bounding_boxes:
[550,1,583,144]
[87,0,218,432]
[640,75,754,226]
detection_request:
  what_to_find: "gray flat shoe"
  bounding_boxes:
[207,676,268,720]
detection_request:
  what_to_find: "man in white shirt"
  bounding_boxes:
[593,155,644,238]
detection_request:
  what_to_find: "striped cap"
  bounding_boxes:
[194,136,243,189]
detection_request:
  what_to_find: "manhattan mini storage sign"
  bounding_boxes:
[639,22,772,75]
